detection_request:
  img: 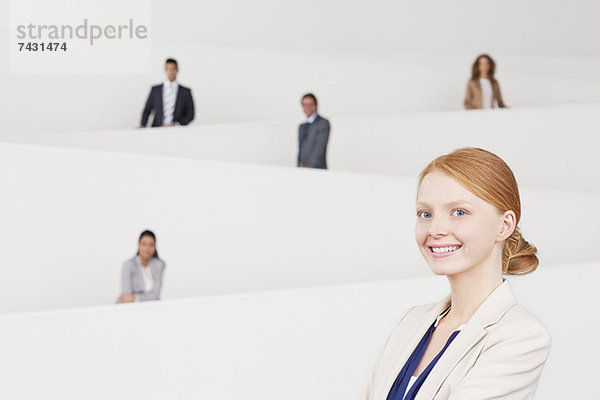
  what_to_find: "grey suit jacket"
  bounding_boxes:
[118,256,166,302]
[360,280,551,399]
[298,115,330,169]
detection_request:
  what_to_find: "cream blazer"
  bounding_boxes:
[463,79,506,109]
[360,281,551,400]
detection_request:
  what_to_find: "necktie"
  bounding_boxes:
[164,84,175,124]
[300,122,309,142]
[298,122,310,165]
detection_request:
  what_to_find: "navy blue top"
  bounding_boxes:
[387,315,461,400]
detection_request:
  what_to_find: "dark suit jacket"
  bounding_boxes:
[298,115,330,169]
[141,83,195,127]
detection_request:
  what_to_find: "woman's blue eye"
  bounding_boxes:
[453,209,466,216]
[418,211,432,219]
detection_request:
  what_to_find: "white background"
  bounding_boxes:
[0,0,599,134]
[0,1,598,398]
[3,104,599,192]
[0,262,597,399]
[0,142,598,314]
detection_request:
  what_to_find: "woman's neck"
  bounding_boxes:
[140,257,150,267]
[479,73,489,80]
[445,262,503,325]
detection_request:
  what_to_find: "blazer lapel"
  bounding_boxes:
[375,297,452,400]
[156,85,164,124]
[173,87,183,119]
[132,256,144,293]
[473,79,482,108]
[491,80,500,108]
[149,258,160,283]
[305,118,317,141]
[415,281,517,399]
[415,322,486,400]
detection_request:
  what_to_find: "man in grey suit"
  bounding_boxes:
[298,93,330,169]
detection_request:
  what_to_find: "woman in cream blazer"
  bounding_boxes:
[464,54,507,109]
[360,148,550,400]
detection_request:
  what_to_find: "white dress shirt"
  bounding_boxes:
[140,265,154,293]
[162,81,179,125]
[305,112,318,124]
[479,78,493,109]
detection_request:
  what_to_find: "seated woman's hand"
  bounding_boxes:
[119,294,136,303]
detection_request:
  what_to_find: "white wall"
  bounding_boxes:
[0,142,418,314]
[0,142,598,314]
[150,0,600,58]
[1,0,600,135]
[0,261,597,399]
[5,104,600,192]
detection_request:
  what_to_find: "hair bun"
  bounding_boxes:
[502,227,538,275]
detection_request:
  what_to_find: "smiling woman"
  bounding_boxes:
[117,230,166,304]
[360,148,550,400]
[415,149,538,277]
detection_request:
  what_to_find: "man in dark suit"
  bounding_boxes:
[140,58,195,128]
[298,93,330,169]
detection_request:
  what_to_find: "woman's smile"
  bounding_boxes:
[428,244,462,258]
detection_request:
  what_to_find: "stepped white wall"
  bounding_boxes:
[1,0,599,135]
[1,142,598,314]
[5,104,600,192]
[0,261,597,399]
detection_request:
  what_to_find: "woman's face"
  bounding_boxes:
[415,170,510,277]
[138,236,156,260]
[478,57,491,75]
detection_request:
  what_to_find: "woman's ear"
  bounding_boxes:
[497,210,517,241]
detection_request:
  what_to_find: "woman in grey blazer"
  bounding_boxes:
[118,230,166,303]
